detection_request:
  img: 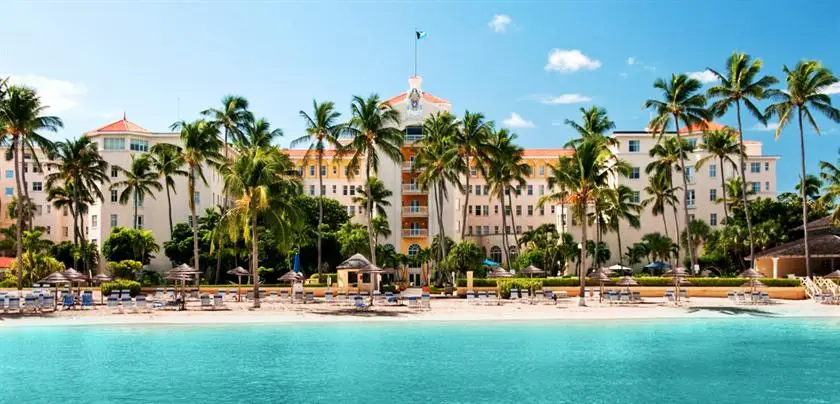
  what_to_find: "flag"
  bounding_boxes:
[415,30,427,40]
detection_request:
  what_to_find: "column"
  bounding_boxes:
[772,257,779,279]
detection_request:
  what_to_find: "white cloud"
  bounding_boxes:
[4,74,87,113]
[627,57,637,65]
[488,14,512,33]
[503,113,535,128]
[751,122,778,132]
[544,49,601,73]
[538,93,592,105]
[820,82,840,95]
[687,70,718,84]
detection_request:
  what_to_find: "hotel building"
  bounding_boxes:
[0,76,779,277]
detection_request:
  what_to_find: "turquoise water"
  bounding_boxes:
[1,318,839,403]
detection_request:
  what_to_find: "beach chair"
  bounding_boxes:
[535,290,545,303]
[23,294,37,314]
[200,294,212,310]
[62,293,74,310]
[165,288,175,300]
[421,293,431,309]
[592,289,600,302]
[228,289,237,302]
[81,291,93,309]
[213,293,225,309]
[353,295,369,310]
[136,295,148,312]
[269,290,278,302]
[664,291,675,303]
[325,290,335,304]
[477,291,488,306]
[305,291,315,304]
[190,288,199,299]
[509,288,519,300]
[760,292,770,304]
[107,295,119,311]
[293,291,304,304]
[246,290,254,301]
[0,293,5,313]
[584,288,591,300]
[218,288,226,299]
[7,295,20,313]
[41,295,55,312]
[466,291,476,304]
[619,292,631,305]
[751,292,761,304]
[631,291,641,303]
[727,291,736,303]
[544,289,554,301]
[120,295,133,312]
[373,291,385,305]
[279,290,289,303]
[680,290,689,302]
[154,288,164,300]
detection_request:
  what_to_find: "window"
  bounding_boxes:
[4,170,11,179]
[528,225,533,232]
[494,226,499,235]
[687,138,698,149]
[405,126,423,141]
[515,186,521,195]
[332,166,337,175]
[631,191,640,204]
[483,225,489,235]
[32,164,41,173]
[110,214,118,228]
[515,205,522,216]
[765,162,770,171]
[474,186,480,196]
[103,137,125,151]
[710,213,718,226]
[710,189,717,201]
[751,182,761,194]
[550,205,555,214]
[193,191,200,204]
[751,162,761,173]
[505,225,511,234]
[630,167,640,179]
[332,185,337,194]
[46,226,51,235]
[468,206,473,215]
[344,167,349,177]
[707,165,716,178]
[63,208,68,217]
[111,189,118,203]
[467,226,473,236]
[129,139,149,152]
[509,245,518,260]
[111,166,119,178]
[483,185,489,196]
[538,185,544,196]
[136,215,144,229]
[408,244,421,256]
[320,185,326,196]
[309,185,315,196]
[685,166,695,183]
[765,181,770,191]
[91,215,98,228]
[539,166,545,176]
[629,140,640,152]
[32,182,42,191]
[22,163,27,173]
[349,206,355,216]
[320,166,326,176]
[527,185,533,195]
[350,186,356,196]
[474,205,481,217]
[4,187,12,197]
[686,190,696,208]
[539,206,545,216]
[527,205,533,216]
[46,205,50,214]
[342,186,348,196]
[494,205,499,215]
[470,168,477,177]
[490,246,502,263]
[309,166,315,176]
[483,205,489,216]
[62,227,68,237]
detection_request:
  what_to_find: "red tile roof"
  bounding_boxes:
[678,121,726,134]
[383,92,451,106]
[284,149,342,159]
[0,256,13,269]
[90,114,149,133]
[522,149,574,157]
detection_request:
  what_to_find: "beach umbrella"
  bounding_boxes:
[293,253,301,273]
[483,259,500,267]
[520,265,545,277]
[336,253,372,269]
[738,269,763,279]
[662,267,689,304]
[227,266,250,301]
[487,267,513,278]
[279,270,304,301]
[606,264,632,276]
[91,274,113,284]
[39,271,72,285]
[616,276,638,286]
[824,270,840,279]
[588,270,613,301]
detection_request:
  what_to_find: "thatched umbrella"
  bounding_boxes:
[279,270,304,299]
[358,264,386,305]
[739,269,764,293]
[227,266,250,301]
[588,270,613,301]
[663,267,689,304]
[824,270,840,279]
[40,271,73,307]
[91,274,113,284]
[487,267,513,278]
[520,265,545,278]
[616,276,638,286]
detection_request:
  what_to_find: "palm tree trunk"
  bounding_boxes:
[436,182,447,261]
[719,156,729,221]
[214,241,222,284]
[663,213,669,238]
[507,192,521,264]
[365,157,375,265]
[166,184,174,236]
[133,193,138,230]
[13,138,23,291]
[735,101,756,269]
[672,205,681,248]
[673,115,696,270]
[317,154,324,282]
[461,155,471,239]
[500,192,510,268]
[617,224,624,267]
[76,203,88,274]
[20,149,31,232]
[797,108,811,277]
[578,202,587,306]
[189,170,200,278]
[251,213,261,309]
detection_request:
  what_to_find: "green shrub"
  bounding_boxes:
[309,273,337,281]
[101,280,141,297]
[109,260,143,280]
[496,279,543,299]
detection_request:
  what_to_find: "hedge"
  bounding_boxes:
[101,280,142,297]
[457,277,801,288]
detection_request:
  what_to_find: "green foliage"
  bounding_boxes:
[515,248,545,269]
[100,280,141,297]
[102,227,159,264]
[335,223,369,258]
[136,270,164,287]
[447,240,484,274]
[10,254,64,287]
[51,241,76,269]
[495,278,543,298]
[108,260,143,280]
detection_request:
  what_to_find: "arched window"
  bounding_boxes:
[490,246,502,264]
[508,246,518,261]
[408,244,421,256]
[383,243,394,251]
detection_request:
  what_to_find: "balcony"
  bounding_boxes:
[402,162,415,171]
[402,228,428,238]
[402,206,429,217]
[402,184,426,194]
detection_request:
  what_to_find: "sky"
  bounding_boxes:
[2,0,840,192]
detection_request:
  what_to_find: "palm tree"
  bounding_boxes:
[603,185,641,266]
[170,119,223,277]
[293,100,344,281]
[344,94,404,265]
[680,218,711,268]
[149,144,187,236]
[795,174,822,202]
[646,136,693,240]
[486,128,531,267]
[820,151,840,224]
[239,117,283,150]
[201,96,252,198]
[539,138,616,306]
[719,177,755,210]
[696,128,741,220]
[111,154,163,229]
[641,172,680,239]
[455,111,492,239]
[414,112,463,263]
[352,176,393,219]
[645,74,711,270]
[218,146,302,308]
[707,53,778,268]
[641,232,679,268]
[564,106,618,148]
[765,60,840,277]
[1,86,62,290]
[371,216,391,242]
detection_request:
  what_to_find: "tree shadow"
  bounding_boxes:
[312,309,414,317]
[685,306,778,317]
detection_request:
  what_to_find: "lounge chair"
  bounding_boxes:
[619,292,631,305]
[325,290,335,304]
[421,293,431,309]
[353,296,369,310]
[584,288,591,300]
[544,289,554,301]
[466,291,476,304]
[631,291,641,303]
[120,295,133,312]
[664,291,675,303]
[200,294,212,310]
[166,288,175,300]
[509,288,519,300]
[23,294,37,314]
[190,288,199,299]
[246,290,255,301]
[218,288,226,298]
[478,291,488,305]
[293,291,304,304]
[154,288,164,301]
[279,290,290,303]
[680,290,689,302]
[305,291,315,304]
[0,293,5,313]
[107,295,119,311]
[535,290,545,302]
[592,289,600,302]
[269,291,278,302]
[62,293,74,310]
[136,295,148,312]
[7,295,20,313]
[82,291,93,309]
[42,295,55,312]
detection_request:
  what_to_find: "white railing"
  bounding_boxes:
[401,229,428,237]
[403,184,426,193]
[402,162,415,171]
[402,206,428,216]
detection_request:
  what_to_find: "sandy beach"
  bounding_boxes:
[2,297,839,328]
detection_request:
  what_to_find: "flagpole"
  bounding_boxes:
[414,29,418,77]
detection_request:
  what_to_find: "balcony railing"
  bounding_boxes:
[402,162,415,171]
[402,206,428,216]
[402,228,428,237]
[402,184,426,194]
